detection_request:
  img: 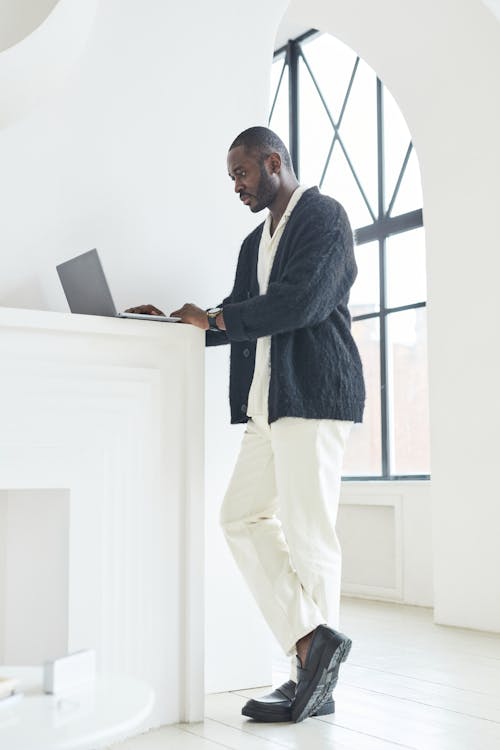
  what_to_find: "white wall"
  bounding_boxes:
[0,0,288,692]
[2,0,499,701]
[282,0,500,633]
[0,0,276,313]
[339,483,433,609]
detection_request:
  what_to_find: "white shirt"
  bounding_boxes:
[247,185,307,418]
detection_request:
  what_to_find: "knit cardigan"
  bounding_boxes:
[206,186,365,425]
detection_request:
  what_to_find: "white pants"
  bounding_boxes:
[220,415,352,670]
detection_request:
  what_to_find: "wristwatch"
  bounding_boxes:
[207,307,223,331]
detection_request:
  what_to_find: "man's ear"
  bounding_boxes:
[268,152,282,174]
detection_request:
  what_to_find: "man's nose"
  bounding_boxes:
[234,177,244,194]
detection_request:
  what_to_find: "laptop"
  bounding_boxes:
[56,249,181,322]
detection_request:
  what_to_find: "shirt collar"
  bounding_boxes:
[283,185,307,219]
[263,185,307,237]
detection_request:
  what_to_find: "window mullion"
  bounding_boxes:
[380,246,389,478]
[377,78,390,478]
[377,79,385,221]
[287,40,300,179]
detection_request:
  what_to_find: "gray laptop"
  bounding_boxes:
[56,249,180,322]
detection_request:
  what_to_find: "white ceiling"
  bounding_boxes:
[0,0,59,53]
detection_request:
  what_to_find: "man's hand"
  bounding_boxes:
[125,304,166,316]
[170,303,209,330]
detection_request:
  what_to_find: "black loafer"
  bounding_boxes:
[291,624,352,723]
[241,679,335,722]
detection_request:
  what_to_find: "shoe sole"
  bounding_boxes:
[242,697,335,723]
[292,629,352,723]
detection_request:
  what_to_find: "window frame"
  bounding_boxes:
[271,31,430,481]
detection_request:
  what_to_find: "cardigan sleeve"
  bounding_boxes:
[205,329,229,346]
[205,225,261,347]
[222,202,356,342]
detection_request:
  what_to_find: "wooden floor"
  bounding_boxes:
[112,597,500,749]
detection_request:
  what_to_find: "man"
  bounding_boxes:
[127,126,365,723]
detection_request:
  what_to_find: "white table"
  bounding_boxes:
[0,667,154,750]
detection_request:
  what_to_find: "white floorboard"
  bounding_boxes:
[108,597,500,749]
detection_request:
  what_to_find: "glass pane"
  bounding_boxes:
[336,58,378,216]
[383,84,412,211]
[386,227,427,308]
[387,308,430,475]
[298,56,334,186]
[300,33,357,124]
[342,318,382,476]
[270,55,286,111]
[350,241,379,315]
[321,144,374,229]
[269,60,289,151]
[390,147,423,216]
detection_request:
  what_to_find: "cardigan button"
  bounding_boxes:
[241,404,247,413]
[243,348,250,358]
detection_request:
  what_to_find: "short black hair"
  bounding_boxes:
[229,126,293,171]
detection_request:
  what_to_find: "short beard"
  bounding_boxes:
[250,161,278,212]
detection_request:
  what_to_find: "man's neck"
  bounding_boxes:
[269,180,300,236]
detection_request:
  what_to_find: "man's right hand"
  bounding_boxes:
[124,304,166,316]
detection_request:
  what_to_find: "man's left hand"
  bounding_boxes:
[170,303,209,330]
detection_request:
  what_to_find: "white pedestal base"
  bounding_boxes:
[0,666,154,750]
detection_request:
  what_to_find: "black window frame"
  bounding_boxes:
[271,30,430,481]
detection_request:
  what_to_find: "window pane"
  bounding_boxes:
[270,55,286,109]
[342,318,382,476]
[298,56,335,186]
[387,308,430,475]
[383,84,412,211]
[322,143,374,229]
[336,58,378,217]
[386,227,427,308]
[350,241,379,315]
[390,147,423,216]
[300,33,357,124]
[269,59,289,150]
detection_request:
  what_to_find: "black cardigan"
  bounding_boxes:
[206,187,365,425]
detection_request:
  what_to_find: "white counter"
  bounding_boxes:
[0,307,205,733]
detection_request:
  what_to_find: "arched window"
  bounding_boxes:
[270,30,430,479]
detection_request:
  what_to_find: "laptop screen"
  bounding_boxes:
[56,249,118,317]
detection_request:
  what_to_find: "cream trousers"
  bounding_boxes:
[220,415,352,665]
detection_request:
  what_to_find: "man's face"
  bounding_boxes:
[227,146,279,213]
